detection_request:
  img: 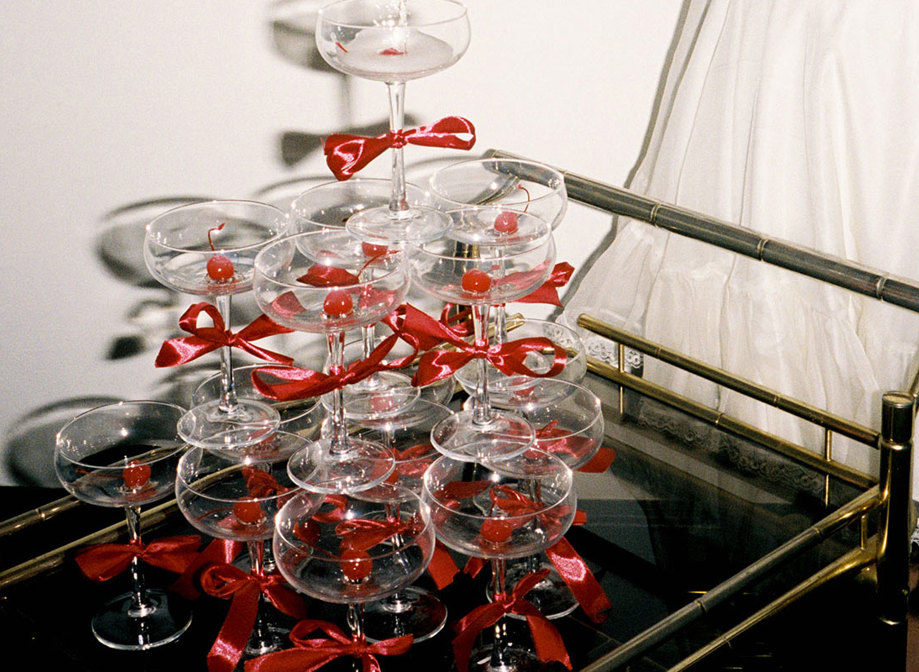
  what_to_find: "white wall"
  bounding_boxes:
[0,1,683,485]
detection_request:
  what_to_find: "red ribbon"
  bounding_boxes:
[250,332,415,401]
[514,262,575,307]
[155,302,294,368]
[386,304,567,386]
[201,563,309,672]
[335,515,421,553]
[75,535,201,582]
[324,116,476,180]
[385,443,436,483]
[427,541,461,590]
[544,537,612,624]
[244,619,413,672]
[452,570,571,672]
[171,538,244,600]
[535,420,617,473]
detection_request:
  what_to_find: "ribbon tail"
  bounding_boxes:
[545,537,612,624]
[209,585,260,672]
[525,613,572,669]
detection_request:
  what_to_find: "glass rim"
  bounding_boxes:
[146,199,288,254]
[429,157,566,208]
[317,0,469,30]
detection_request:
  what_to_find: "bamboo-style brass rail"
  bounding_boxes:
[579,487,879,672]
[489,149,919,313]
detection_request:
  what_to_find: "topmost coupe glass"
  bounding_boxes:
[144,200,287,450]
[315,0,471,245]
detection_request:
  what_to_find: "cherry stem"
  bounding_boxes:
[208,221,226,251]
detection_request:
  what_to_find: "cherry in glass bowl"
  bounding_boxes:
[253,229,408,493]
[144,199,287,450]
[54,400,192,651]
[273,483,435,649]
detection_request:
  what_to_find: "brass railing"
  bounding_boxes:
[487,149,916,671]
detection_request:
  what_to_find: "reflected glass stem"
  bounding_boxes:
[471,303,493,426]
[386,81,411,218]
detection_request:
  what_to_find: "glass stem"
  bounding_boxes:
[347,602,366,672]
[471,303,492,426]
[327,330,349,455]
[125,506,153,618]
[489,558,512,670]
[386,81,410,217]
[247,539,276,654]
[494,304,508,344]
[216,293,239,414]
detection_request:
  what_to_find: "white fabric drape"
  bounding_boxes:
[564,0,919,487]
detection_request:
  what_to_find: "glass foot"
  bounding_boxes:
[430,408,534,462]
[363,586,448,643]
[346,204,451,245]
[323,371,420,420]
[287,437,395,494]
[488,560,578,620]
[177,399,280,450]
[91,589,193,651]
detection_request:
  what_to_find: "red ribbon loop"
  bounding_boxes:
[514,262,575,306]
[335,515,420,553]
[452,570,571,672]
[387,304,567,386]
[155,302,294,367]
[75,535,201,582]
[202,563,309,672]
[251,332,415,401]
[244,619,413,672]
[324,116,476,180]
[170,538,244,600]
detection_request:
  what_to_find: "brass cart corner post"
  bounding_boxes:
[878,391,914,670]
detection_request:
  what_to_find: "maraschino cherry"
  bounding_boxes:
[233,499,265,525]
[461,269,491,293]
[206,222,234,281]
[122,460,151,490]
[494,211,519,234]
[361,241,389,258]
[480,518,513,544]
[323,289,354,316]
[340,548,373,582]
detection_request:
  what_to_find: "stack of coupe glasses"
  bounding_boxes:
[52,2,610,670]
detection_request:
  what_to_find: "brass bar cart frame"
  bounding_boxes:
[488,149,916,671]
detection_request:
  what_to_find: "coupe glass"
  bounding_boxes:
[253,229,408,493]
[176,440,323,658]
[352,398,451,642]
[273,483,435,657]
[54,400,192,650]
[490,380,604,619]
[289,178,427,420]
[430,157,573,403]
[144,200,287,450]
[423,450,575,672]
[408,209,555,462]
[315,0,471,245]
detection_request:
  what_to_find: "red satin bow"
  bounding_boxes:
[155,302,294,367]
[387,304,567,386]
[244,619,413,672]
[514,262,575,306]
[251,332,414,402]
[75,535,201,582]
[452,570,571,672]
[385,444,436,483]
[201,563,309,672]
[324,116,476,180]
[171,538,245,600]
